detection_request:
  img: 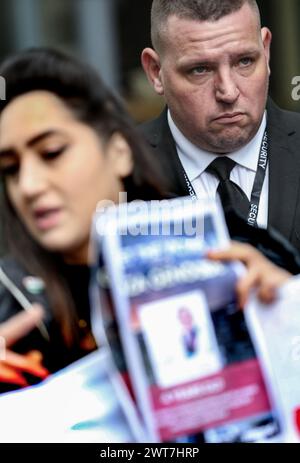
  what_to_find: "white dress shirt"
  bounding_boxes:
[168,111,268,228]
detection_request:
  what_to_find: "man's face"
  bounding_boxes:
[142,3,272,153]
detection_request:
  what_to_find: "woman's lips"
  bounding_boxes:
[33,208,62,231]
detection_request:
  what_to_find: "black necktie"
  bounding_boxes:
[206,157,250,219]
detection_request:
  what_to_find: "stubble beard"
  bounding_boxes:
[195,122,260,154]
[205,132,252,153]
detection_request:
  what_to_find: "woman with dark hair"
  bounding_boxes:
[0,47,168,391]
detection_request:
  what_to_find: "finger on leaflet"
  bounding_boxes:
[236,269,259,309]
[207,243,255,264]
[0,304,45,347]
[257,279,278,304]
[0,363,28,386]
[4,350,49,378]
[26,350,43,363]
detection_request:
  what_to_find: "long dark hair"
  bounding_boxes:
[0,47,168,346]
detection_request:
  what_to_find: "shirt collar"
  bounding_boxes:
[168,110,267,182]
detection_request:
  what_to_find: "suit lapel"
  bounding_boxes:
[267,100,300,239]
[140,109,190,197]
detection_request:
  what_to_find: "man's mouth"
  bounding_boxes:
[213,112,245,123]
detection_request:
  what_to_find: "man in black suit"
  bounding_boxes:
[140,0,300,253]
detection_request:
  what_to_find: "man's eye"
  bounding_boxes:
[239,57,254,67]
[42,145,67,160]
[0,164,19,177]
[191,66,211,75]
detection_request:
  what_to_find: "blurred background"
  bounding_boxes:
[0,0,299,123]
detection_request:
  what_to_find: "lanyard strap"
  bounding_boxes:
[247,131,268,226]
[183,130,269,227]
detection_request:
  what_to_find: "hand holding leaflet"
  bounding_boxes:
[208,242,291,308]
[0,305,49,387]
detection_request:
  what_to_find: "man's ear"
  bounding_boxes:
[141,48,164,95]
[106,133,133,178]
[261,27,272,75]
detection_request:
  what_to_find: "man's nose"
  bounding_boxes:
[18,158,47,199]
[214,68,240,104]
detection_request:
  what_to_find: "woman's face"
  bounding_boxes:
[0,91,133,263]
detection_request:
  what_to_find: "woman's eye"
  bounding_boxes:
[42,145,67,160]
[0,164,19,177]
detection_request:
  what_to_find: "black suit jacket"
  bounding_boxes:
[139,99,300,254]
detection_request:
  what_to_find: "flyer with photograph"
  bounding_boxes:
[91,197,281,443]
